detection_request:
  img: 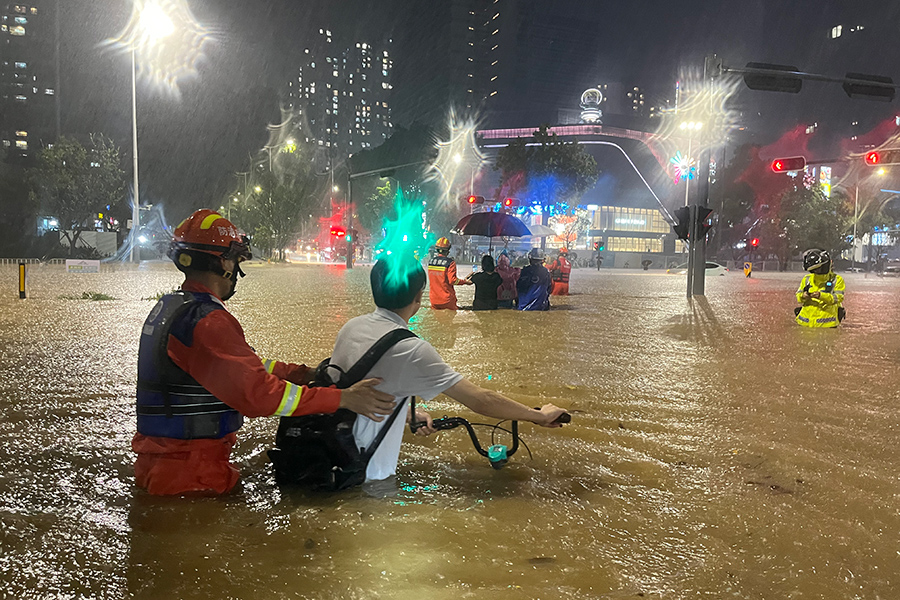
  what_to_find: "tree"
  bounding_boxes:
[28,134,126,256]
[357,179,395,237]
[237,144,322,261]
[494,124,599,223]
[780,186,852,260]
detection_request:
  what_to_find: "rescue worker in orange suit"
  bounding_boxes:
[548,247,572,296]
[133,209,395,495]
[427,237,472,310]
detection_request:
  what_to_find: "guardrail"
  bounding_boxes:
[0,258,66,265]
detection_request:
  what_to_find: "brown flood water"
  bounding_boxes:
[0,261,898,599]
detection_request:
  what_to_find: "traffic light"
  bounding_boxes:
[330,226,346,237]
[697,206,714,239]
[864,149,900,166]
[466,195,485,204]
[672,206,691,241]
[672,206,714,241]
[750,237,759,248]
[771,156,806,173]
[502,197,518,208]
[593,240,605,251]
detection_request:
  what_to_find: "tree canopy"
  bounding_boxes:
[28,134,126,255]
[494,124,599,216]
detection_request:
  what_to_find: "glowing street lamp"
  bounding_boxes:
[128,4,175,262]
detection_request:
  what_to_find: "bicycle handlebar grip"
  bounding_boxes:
[532,408,571,424]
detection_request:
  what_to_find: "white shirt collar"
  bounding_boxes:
[373,307,409,329]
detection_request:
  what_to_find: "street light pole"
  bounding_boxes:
[130,49,140,263]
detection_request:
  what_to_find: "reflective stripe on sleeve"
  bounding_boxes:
[797,315,810,323]
[817,317,837,324]
[263,358,276,373]
[273,382,302,416]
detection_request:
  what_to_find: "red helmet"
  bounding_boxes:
[435,237,451,250]
[559,247,568,254]
[168,209,251,271]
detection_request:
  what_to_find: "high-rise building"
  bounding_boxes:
[0,0,58,164]
[391,0,517,128]
[285,28,393,162]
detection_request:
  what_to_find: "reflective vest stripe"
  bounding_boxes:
[798,315,810,323]
[274,382,303,416]
[428,265,447,271]
[263,358,276,373]
[817,317,836,324]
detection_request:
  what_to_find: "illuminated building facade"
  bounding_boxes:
[286,28,393,159]
[590,206,678,254]
[0,0,58,163]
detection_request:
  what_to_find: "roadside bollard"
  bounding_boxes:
[19,262,26,299]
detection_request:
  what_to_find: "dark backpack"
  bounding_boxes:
[267,328,416,491]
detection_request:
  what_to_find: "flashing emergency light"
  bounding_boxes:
[771,156,806,173]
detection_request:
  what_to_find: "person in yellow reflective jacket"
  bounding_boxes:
[795,249,845,328]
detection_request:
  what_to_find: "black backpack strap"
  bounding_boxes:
[342,328,417,387]
[360,396,410,462]
[345,329,417,463]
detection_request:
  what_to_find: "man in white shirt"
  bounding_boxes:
[328,256,567,482]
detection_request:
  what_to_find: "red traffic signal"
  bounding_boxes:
[864,148,900,166]
[750,238,759,247]
[466,195,485,204]
[502,197,517,207]
[771,156,806,173]
[330,226,346,237]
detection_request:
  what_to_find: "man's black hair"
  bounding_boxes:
[481,254,495,272]
[371,257,426,309]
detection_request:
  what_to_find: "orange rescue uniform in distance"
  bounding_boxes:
[428,254,466,310]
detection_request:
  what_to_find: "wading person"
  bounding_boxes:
[795,249,845,328]
[427,236,472,310]
[495,250,520,308]
[516,248,553,311]
[547,247,572,296]
[133,209,395,495]
[325,256,567,483]
[468,254,503,310]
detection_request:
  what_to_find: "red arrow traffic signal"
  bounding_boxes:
[771,156,806,173]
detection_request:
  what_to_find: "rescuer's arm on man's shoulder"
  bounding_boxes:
[168,310,396,420]
[441,378,566,427]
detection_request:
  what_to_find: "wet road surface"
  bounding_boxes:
[0,262,898,599]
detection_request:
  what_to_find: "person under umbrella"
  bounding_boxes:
[495,250,520,309]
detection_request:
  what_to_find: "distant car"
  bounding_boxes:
[845,267,865,273]
[883,264,900,277]
[666,262,729,276]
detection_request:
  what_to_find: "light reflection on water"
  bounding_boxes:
[0,262,898,598]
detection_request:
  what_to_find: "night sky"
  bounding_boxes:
[57,0,900,220]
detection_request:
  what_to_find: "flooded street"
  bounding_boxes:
[1,262,898,599]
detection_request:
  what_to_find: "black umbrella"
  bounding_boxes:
[452,212,531,252]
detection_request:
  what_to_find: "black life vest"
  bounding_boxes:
[136,291,243,439]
